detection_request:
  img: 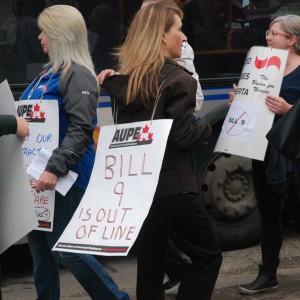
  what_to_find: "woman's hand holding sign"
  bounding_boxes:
[229,83,292,115]
[228,83,237,106]
[35,171,58,193]
[265,95,292,115]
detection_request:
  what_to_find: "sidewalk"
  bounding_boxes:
[3,259,300,300]
[2,227,300,299]
[213,268,300,300]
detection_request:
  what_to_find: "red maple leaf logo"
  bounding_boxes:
[142,124,149,134]
[137,124,154,142]
[34,103,40,112]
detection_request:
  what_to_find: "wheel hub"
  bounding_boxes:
[201,154,257,221]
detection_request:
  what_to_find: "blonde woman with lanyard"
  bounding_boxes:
[20,5,130,300]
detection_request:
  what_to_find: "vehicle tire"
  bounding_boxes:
[194,122,260,250]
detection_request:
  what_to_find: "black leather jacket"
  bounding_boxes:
[103,58,212,198]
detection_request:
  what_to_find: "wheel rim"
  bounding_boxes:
[200,153,257,224]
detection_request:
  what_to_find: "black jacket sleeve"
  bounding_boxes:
[0,115,17,137]
[45,65,98,177]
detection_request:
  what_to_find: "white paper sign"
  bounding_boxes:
[27,148,78,196]
[0,80,36,253]
[214,46,288,160]
[53,120,172,256]
[16,99,59,231]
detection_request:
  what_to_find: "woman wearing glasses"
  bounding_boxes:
[231,15,300,295]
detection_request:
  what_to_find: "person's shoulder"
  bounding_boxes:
[163,59,194,83]
[59,64,97,93]
[68,63,92,76]
[163,58,192,77]
[162,59,196,93]
[64,64,96,84]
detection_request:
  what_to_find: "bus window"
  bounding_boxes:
[3,0,299,89]
[0,0,47,84]
[87,4,120,74]
[185,0,300,79]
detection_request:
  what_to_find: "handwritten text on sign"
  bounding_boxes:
[53,120,172,256]
[16,100,59,231]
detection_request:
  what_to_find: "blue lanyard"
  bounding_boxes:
[22,67,54,101]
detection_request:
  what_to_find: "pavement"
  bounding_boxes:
[2,226,300,299]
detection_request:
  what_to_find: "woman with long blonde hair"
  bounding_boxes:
[101,2,222,299]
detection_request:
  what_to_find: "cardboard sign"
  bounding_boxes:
[214,46,288,160]
[17,99,59,231]
[53,120,172,256]
[0,80,36,253]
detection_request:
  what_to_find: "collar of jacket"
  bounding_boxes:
[161,57,192,80]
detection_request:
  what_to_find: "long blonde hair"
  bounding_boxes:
[38,5,96,78]
[117,2,183,105]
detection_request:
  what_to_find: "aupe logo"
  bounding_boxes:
[17,103,46,123]
[109,124,154,149]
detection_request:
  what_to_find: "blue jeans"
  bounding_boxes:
[28,187,130,300]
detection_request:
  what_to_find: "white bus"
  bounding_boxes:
[2,0,300,250]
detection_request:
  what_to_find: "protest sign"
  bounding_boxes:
[53,120,172,256]
[0,80,35,253]
[214,46,288,160]
[17,99,59,231]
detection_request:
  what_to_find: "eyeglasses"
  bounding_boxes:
[266,30,290,38]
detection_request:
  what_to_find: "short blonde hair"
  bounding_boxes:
[118,2,183,104]
[38,5,96,77]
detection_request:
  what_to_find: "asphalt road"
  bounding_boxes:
[2,224,300,299]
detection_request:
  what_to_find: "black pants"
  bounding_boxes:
[136,193,222,300]
[165,239,190,282]
[252,159,283,269]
